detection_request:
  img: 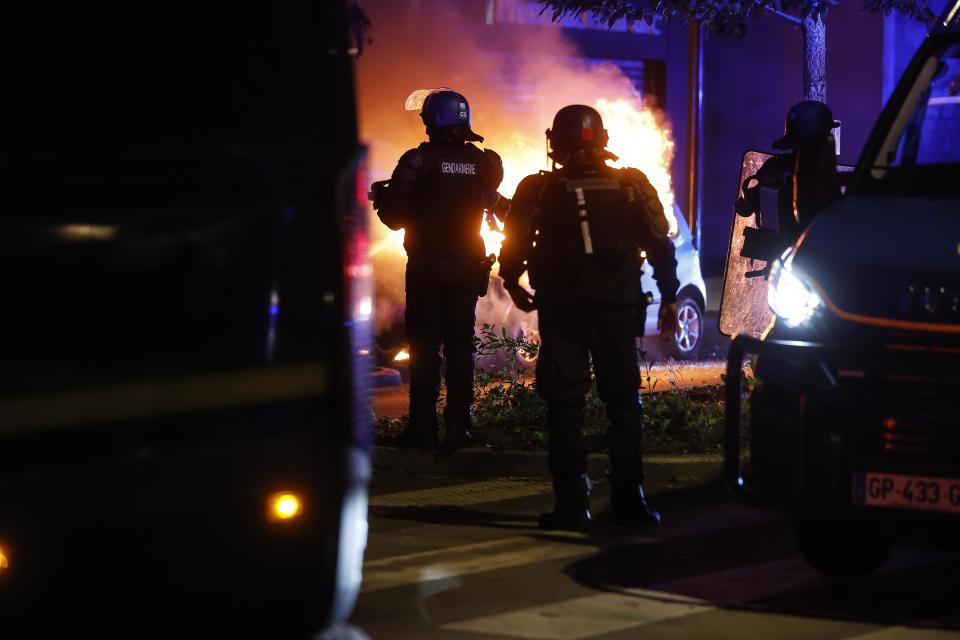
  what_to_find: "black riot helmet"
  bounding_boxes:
[418,89,484,143]
[772,100,840,150]
[546,105,613,160]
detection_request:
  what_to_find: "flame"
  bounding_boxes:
[480,217,506,258]
[496,98,675,234]
[372,218,505,258]
[597,98,678,237]
[370,98,675,267]
[394,350,410,361]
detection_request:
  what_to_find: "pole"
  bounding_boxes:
[685,21,702,247]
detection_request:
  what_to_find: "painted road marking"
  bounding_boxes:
[443,589,711,639]
[440,559,806,639]
[441,549,953,639]
[365,536,571,569]
[369,477,552,508]
[361,535,599,594]
[363,499,781,595]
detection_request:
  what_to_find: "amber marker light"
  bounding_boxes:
[267,492,303,522]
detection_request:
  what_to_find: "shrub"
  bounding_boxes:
[374,323,735,455]
[469,324,547,450]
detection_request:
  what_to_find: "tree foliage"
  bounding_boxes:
[348,0,372,55]
[538,0,935,38]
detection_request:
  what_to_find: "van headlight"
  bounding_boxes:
[768,257,822,327]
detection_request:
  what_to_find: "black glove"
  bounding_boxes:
[475,255,496,297]
[658,303,679,342]
[505,282,536,313]
[368,180,390,211]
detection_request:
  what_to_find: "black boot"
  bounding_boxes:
[609,471,661,526]
[443,388,475,452]
[442,406,474,452]
[442,421,473,452]
[539,474,592,532]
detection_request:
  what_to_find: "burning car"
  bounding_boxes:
[370,94,693,366]
[721,1,960,576]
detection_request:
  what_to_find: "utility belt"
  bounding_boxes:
[407,254,496,297]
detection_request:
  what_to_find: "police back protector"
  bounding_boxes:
[405,142,492,292]
[531,168,641,306]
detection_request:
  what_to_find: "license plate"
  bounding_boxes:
[853,472,960,514]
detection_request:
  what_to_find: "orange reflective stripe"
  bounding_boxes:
[804,275,960,335]
[0,362,330,436]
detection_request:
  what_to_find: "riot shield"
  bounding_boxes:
[718,150,776,338]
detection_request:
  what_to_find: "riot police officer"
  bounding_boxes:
[498,105,680,531]
[376,89,505,450]
[738,100,843,247]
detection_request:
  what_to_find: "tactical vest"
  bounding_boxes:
[403,142,489,262]
[530,167,642,306]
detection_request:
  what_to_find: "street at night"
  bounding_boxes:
[349,468,960,639]
[5,0,960,636]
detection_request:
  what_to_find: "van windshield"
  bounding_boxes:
[867,41,960,195]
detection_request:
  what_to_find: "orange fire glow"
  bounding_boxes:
[394,350,410,361]
[371,97,675,265]
[597,98,678,237]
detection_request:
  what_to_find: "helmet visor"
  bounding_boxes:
[403,87,451,111]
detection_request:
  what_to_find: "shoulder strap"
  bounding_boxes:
[416,142,439,181]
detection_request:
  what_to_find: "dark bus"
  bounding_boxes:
[0,0,371,635]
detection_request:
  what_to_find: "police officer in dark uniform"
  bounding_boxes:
[498,105,680,531]
[376,89,506,450]
[737,100,843,248]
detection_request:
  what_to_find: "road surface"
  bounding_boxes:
[348,470,960,639]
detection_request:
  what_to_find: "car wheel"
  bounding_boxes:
[664,293,703,360]
[793,513,894,576]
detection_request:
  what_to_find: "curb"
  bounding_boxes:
[373,446,723,491]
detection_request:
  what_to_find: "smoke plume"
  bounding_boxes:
[355,0,676,347]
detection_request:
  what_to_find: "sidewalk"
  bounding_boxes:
[373,445,723,492]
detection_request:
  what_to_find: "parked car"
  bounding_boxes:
[721,0,960,576]
[478,203,708,366]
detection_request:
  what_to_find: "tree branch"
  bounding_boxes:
[537,0,933,36]
[761,5,803,25]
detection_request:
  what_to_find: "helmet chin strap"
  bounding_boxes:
[427,124,483,144]
[550,147,618,168]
